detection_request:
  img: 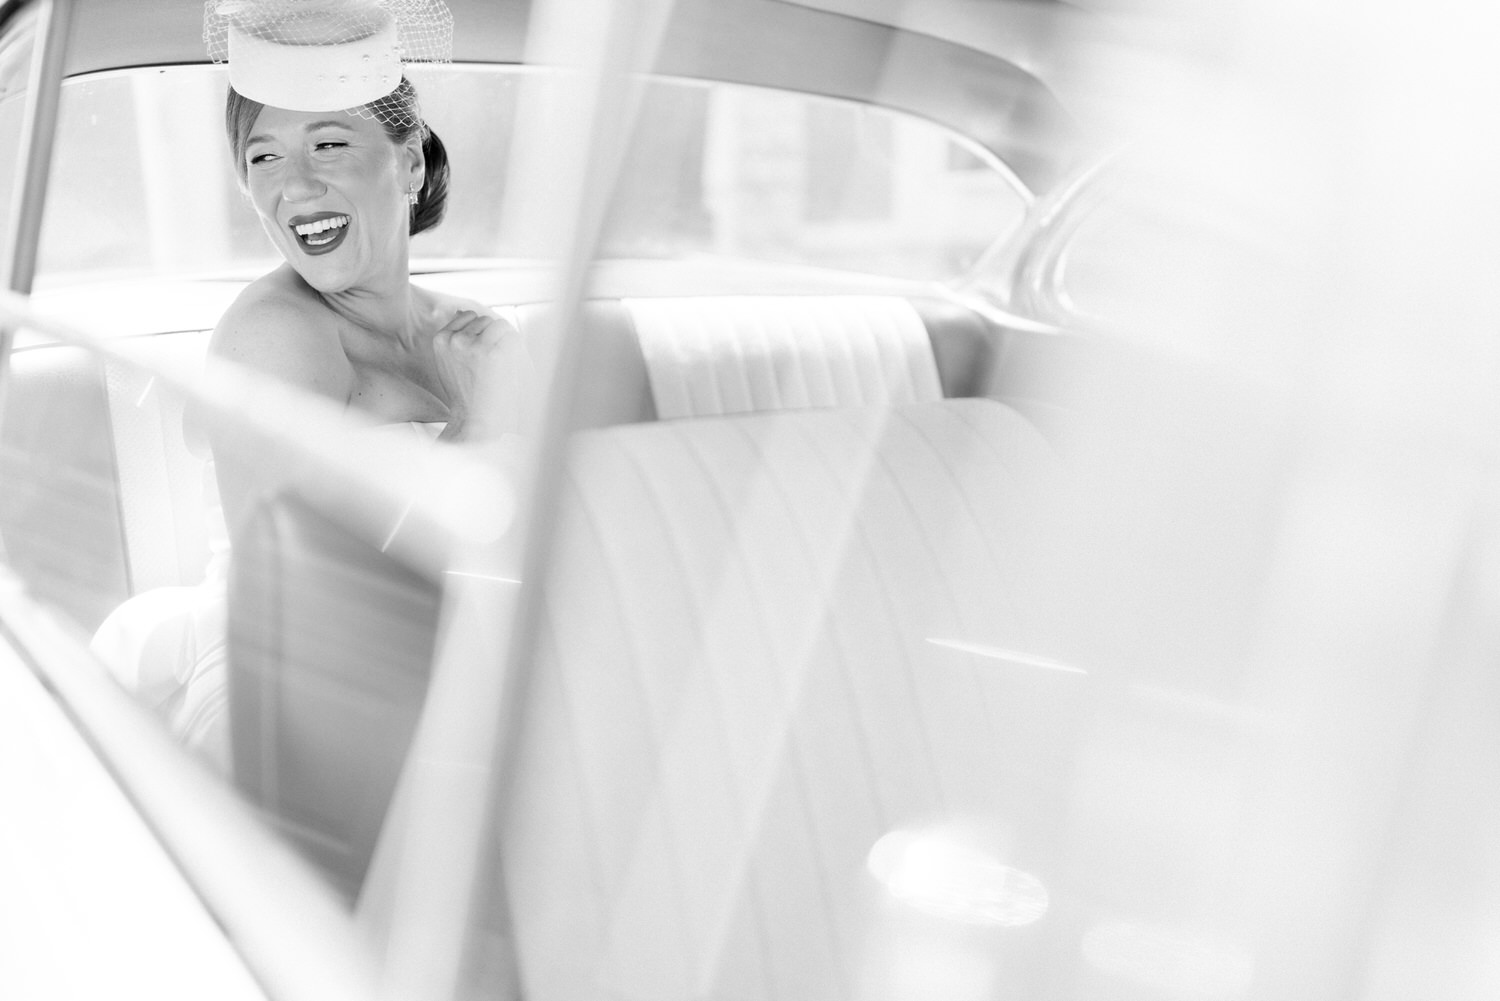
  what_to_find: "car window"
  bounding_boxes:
[32,64,1028,287]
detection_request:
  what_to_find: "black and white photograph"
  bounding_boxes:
[1,0,1497,998]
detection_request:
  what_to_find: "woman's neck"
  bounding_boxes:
[318,273,427,350]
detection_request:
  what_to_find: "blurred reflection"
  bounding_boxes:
[383,453,515,550]
[1082,919,1254,999]
[866,828,1048,927]
[1038,1,1500,998]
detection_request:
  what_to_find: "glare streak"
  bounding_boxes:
[135,376,156,407]
[441,569,522,585]
[927,638,1087,675]
[380,500,415,553]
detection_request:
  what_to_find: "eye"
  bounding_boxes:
[314,141,349,152]
[248,151,280,166]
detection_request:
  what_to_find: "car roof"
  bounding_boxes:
[24,0,1087,191]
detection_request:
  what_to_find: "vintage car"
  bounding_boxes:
[3,0,1497,998]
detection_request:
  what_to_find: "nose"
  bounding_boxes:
[281,151,326,203]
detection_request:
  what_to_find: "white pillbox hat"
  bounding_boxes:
[205,1,452,122]
[225,8,402,112]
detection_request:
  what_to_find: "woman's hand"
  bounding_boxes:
[432,307,528,440]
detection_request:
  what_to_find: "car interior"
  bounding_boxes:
[3,270,1083,894]
[0,0,1106,991]
[11,0,1500,997]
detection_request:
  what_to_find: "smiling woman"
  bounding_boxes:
[205,0,522,512]
[211,91,506,462]
[227,77,451,247]
[195,13,527,782]
[88,0,529,772]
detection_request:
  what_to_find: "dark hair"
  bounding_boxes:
[225,76,449,236]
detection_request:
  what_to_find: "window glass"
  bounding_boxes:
[32,65,1028,287]
[658,80,1027,279]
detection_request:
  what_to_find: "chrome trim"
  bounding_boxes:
[0,0,70,431]
[0,0,52,420]
[1008,148,1125,323]
[4,0,69,293]
[957,293,1065,337]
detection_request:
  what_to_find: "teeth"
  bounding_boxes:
[293,215,349,237]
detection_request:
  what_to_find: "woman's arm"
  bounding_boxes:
[205,281,358,537]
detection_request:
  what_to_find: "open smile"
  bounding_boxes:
[288,212,350,256]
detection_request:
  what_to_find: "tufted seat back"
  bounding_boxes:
[625,295,945,418]
[518,293,1006,431]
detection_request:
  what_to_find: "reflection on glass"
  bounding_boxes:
[1082,919,1254,998]
[867,828,1049,927]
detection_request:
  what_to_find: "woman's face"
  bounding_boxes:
[242,105,421,294]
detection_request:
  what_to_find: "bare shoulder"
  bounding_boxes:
[209,266,354,401]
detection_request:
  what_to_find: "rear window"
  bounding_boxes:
[34,64,1029,287]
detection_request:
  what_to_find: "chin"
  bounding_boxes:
[287,253,368,296]
[297,268,355,294]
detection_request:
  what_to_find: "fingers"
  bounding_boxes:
[436,309,509,348]
[429,308,523,439]
[433,310,512,365]
[434,309,479,347]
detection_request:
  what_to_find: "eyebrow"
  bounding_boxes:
[246,120,357,147]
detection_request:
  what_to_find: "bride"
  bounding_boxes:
[92,0,520,769]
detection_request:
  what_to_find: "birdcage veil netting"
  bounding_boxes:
[203,0,453,129]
